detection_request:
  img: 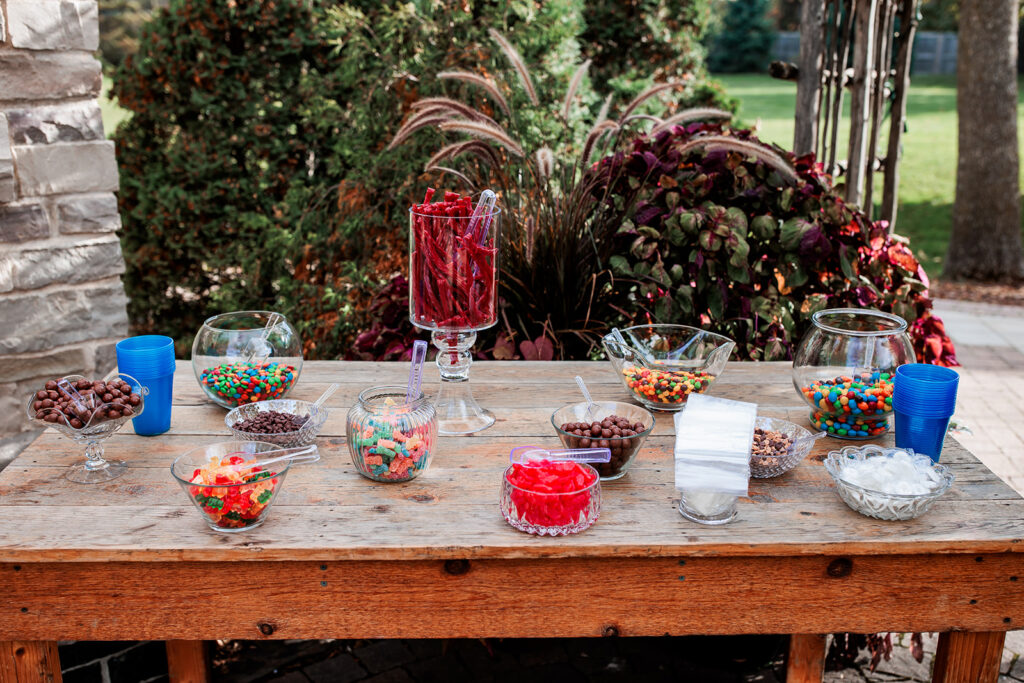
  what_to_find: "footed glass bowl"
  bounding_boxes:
[601,325,734,411]
[192,311,303,409]
[25,373,147,484]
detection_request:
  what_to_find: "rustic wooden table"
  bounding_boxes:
[0,361,1021,683]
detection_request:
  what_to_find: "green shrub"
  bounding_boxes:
[706,0,775,73]
[592,122,956,365]
[113,0,724,357]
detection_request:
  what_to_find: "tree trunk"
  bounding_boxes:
[944,0,1022,281]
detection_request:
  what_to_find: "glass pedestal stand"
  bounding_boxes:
[68,442,128,483]
[432,330,494,435]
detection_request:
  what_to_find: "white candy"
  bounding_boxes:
[839,450,941,495]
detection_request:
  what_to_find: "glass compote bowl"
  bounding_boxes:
[408,201,500,434]
[601,324,735,411]
[24,373,147,483]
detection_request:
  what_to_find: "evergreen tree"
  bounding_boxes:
[707,0,775,73]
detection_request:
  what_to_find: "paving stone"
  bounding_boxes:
[106,641,167,683]
[363,668,415,683]
[1010,654,1024,679]
[450,639,519,676]
[6,0,99,50]
[403,639,445,660]
[303,653,365,683]
[266,673,309,683]
[354,640,414,674]
[404,655,471,683]
[58,641,139,669]
[61,662,103,683]
[13,141,119,196]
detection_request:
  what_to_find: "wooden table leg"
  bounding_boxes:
[786,634,827,683]
[165,640,210,683]
[932,631,1006,683]
[0,641,62,683]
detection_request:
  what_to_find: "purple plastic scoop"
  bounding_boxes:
[57,378,92,413]
[406,340,428,403]
[509,446,611,463]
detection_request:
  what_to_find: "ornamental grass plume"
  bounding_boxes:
[388,30,732,359]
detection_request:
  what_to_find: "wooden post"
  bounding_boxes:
[794,0,828,155]
[786,634,827,683]
[845,0,878,208]
[828,1,855,174]
[0,642,62,683]
[863,0,898,217]
[932,631,1006,683]
[881,0,920,229]
[165,641,210,683]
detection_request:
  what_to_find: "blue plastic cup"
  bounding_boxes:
[894,410,950,461]
[116,336,175,436]
[893,364,958,461]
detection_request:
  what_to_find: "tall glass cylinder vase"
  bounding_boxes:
[409,204,500,434]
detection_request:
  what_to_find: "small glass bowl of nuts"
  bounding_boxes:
[749,416,824,478]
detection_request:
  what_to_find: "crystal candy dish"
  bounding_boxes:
[749,416,819,478]
[500,462,601,536]
[601,324,734,411]
[824,445,954,521]
[225,398,328,447]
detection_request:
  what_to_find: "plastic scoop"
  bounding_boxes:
[466,189,497,243]
[510,445,611,463]
[243,312,284,364]
[224,444,320,470]
[575,375,598,421]
[311,383,340,409]
[791,430,826,451]
[406,340,428,403]
[57,378,92,413]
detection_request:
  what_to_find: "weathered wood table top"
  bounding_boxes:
[1,361,1022,682]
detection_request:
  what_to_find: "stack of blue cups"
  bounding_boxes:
[115,335,175,436]
[893,363,959,462]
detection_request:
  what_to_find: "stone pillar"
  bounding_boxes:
[0,0,130,466]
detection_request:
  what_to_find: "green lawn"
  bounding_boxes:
[100,75,130,136]
[716,73,1024,280]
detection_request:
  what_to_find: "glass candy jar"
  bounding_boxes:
[792,308,915,439]
[346,386,437,482]
[192,311,303,409]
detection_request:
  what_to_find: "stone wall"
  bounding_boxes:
[0,0,130,463]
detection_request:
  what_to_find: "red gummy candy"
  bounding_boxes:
[506,460,597,527]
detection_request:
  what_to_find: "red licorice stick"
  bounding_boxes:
[410,189,496,330]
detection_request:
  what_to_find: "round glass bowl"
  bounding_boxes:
[551,401,654,480]
[192,311,303,409]
[677,490,737,525]
[25,373,147,483]
[601,325,734,411]
[225,398,328,447]
[792,309,915,439]
[749,416,820,479]
[171,441,291,532]
[824,445,954,521]
[346,386,437,482]
[500,461,601,535]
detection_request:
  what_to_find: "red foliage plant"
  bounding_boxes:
[591,122,957,366]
